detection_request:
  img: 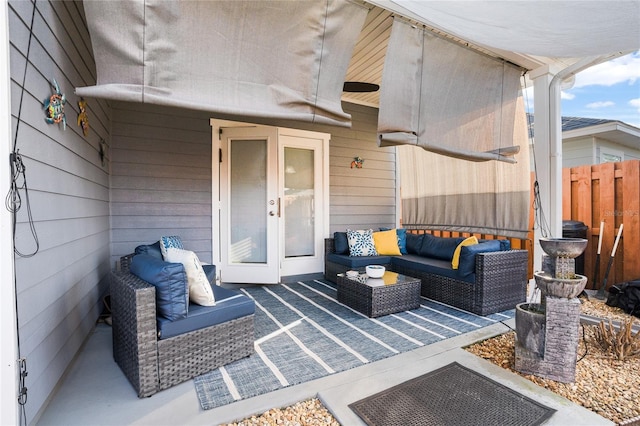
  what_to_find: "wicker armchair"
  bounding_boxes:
[111,254,255,397]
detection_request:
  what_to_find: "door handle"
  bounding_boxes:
[268,199,281,217]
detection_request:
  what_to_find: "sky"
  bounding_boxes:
[524,51,640,128]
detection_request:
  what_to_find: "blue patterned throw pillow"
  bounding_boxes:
[160,236,184,259]
[347,229,378,257]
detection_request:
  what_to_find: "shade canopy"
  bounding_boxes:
[398,94,531,239]
[368,1,640,58]
[76,0,368,127]
[378,19,523,162]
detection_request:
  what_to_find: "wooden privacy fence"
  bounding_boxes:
[405,159,639,288]
[563,159,640,289]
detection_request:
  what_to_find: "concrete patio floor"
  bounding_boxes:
[34,310,613,426]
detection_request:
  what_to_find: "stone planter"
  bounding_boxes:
[515,303,546,357]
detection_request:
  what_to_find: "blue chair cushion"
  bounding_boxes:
[157,286,255,339]
[326,252,394,268]
[458,240,503,278]
[419,234,465,261]
[130,254,188,321]
[392,254,474,283]
[202,264,216,284]
[334,232,349,254]
[134,241,163,259]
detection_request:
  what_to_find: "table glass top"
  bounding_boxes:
[344,270,416,287]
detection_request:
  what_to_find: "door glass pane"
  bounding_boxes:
[230,139,266,263]
[284,147,314,257]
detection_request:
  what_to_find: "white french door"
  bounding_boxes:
[218,124,328,284]
[278,129,327,278]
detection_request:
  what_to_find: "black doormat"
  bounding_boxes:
[349,362,555,426]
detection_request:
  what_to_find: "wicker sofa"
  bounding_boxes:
[325,232,528,316]
[111,254,255,397]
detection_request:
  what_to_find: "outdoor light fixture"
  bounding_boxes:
[343,81,380,93]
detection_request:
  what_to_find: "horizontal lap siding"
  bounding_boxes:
[9,1,111,423]
[330,104,396,232]
[110,102,391,263]
[110,103,214,265]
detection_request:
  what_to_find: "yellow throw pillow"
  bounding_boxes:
[373,229,402,256]
[452,236,479,269]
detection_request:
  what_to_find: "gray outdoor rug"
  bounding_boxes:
[194,280,515,410]
[349,362,555,426]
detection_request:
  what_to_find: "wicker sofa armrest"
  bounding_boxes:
[110,270,161,397]
[325,238,336,255]
[474,249,529,315]
[475,249,529,279]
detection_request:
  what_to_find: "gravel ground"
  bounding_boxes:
[221,297,639,426]
[466,297,640,426]
[220,398,339,426]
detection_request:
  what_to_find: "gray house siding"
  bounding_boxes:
[596,138,640,162]
[111,102,396,266]
[9,1,111,424]
[562,136,640,167]
[562,138,595,167]
[327,103,397,233]
[110,102,214,265]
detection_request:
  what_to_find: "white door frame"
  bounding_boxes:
[210,119,329,283]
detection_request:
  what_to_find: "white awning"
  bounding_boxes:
[368,1,640,58]
[76,0,368,127]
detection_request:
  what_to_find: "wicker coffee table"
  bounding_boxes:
[337,271,421,318]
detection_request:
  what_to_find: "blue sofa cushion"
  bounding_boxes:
[458,240,503,278]
[326,252,393,268]
[392,254,473,283]
[479,238,511,251]
[405,233,423,254]
[334,232,349,254]
[134,241,163,259]
[396,228,408,254]
[130,254,189,321]
[419,234,465,261]
[157,286,255,339]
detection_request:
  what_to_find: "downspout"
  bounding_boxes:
[546,55,616,237]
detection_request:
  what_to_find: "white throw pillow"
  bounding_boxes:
[164,248,216,306]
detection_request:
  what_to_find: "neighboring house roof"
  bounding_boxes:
[561,116,618,131]
[526,115,640,149]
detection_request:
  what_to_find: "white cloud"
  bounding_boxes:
[561,92,575,100]
[586,101,615,109]
[522,85,534,111]
[630,98,640,109]
[573,51,640,88]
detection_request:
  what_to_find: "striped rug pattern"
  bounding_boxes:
[194,279,514,410]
